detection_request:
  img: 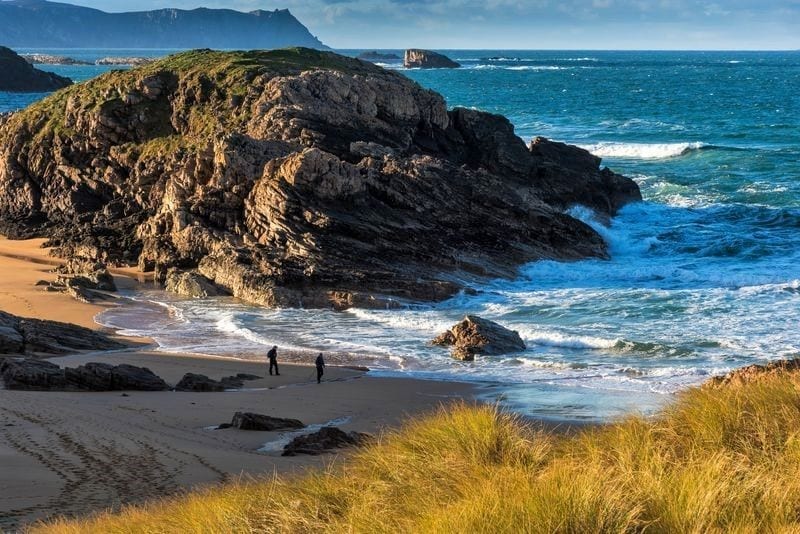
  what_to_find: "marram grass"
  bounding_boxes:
[36,374,800,533]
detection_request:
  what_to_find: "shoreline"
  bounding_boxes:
[0,236,486,530]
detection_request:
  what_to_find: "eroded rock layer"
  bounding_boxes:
[0,48,641,309]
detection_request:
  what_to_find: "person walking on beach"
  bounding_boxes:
[315,353,325,384]
[267,345,280,376]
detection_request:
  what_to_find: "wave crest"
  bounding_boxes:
[578,141,709,159]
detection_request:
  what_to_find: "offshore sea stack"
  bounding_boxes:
[403,49,460,69]
[0,48,641,309]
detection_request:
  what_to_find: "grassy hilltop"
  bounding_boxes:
[37,366,800,533]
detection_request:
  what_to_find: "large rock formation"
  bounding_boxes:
[0,46,72,92]
[433,315,526,361]
[404,49,460,69]
[0,358,170,391]
[0,310,124,355]
[0,48,641,309]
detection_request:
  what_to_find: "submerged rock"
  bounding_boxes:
[433,315,526,361]
[357,51,401,62]
[0,46,72,92]
[0,358,169,391]
[0,311,124,355]
[282,426,371,456]
[403,49,460,69]
[229,411,305,431]
[0,48,640,310]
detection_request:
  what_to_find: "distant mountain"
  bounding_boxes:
[0,0,328,49]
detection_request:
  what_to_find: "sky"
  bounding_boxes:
[63,1,800,50]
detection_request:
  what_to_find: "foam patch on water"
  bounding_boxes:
[578,141,709,159]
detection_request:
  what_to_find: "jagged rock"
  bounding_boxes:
[282,426,371,456]
[357,51,401,62]
[165,268,226,298]
[433,315,526,361]
[0,48,641,310]
[0,358,169,391]
[705,358,800,388]
[0,310,124,355]
[173,372,260,391]
[229,411,305,431]
[0,46,72,92]
[404,49,460,69]
[0,358,66,389]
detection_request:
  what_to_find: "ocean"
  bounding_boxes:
[3,49,799,422]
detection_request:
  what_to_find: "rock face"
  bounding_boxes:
[228,412,305,431]
[433,315,526,361]
[357,51,401,62]
[0,46,72,92]
[282,426,371,456]
[705,359,800,389]
[404,49,460,69]
[0,358,169,391]
[0,48,641,309]
[0,310,124,355]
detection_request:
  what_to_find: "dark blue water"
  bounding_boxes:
[4,49,799,421]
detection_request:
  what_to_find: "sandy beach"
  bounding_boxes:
[0,238,476,530]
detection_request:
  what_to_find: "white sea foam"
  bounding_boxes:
[578,141,708,159]
[515,327,621,350]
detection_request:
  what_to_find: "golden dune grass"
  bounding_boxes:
[36,372,800,533]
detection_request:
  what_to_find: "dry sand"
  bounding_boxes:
[0,238,476,530]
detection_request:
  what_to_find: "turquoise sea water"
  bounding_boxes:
[3,50,799,421]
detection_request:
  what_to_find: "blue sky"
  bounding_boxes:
[66,1,800,49]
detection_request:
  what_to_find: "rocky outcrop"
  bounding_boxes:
[165,269,226,298]
[357,51,401,62]
[0,311,124,355]
[705,359,800,389]
[21,54,91,66]
[0,358,169,391]
[433,315,526,361]
[226,412,305,431]
[95,57,154,66]
[404,49,460,69]
[174,372,260,391]
[282,426,371,456]
[0,46,72,92]
[0,48,640,309]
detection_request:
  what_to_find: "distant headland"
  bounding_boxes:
[0,0,328,49]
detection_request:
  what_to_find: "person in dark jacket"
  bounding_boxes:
[267,345,280,376]
[315,353,325,384]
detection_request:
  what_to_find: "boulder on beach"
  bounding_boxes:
[433,315,526,361]
[403,49,460,69]
[228,412,305,431]
[0,46,72,92]
[705,358,800,388]
[0,358,169,391]
[282,426,371,456]
[174,372,261,391]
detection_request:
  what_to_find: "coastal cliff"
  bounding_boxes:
[0,1,327,49]
[0,48,640,309]
[0,46,72,92]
